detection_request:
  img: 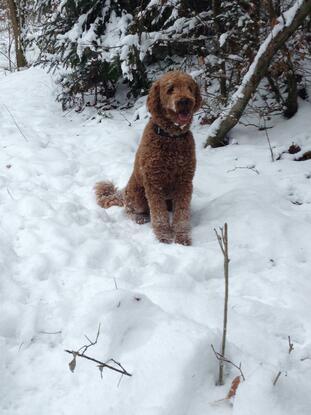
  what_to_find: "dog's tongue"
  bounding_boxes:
[178,112,191,124]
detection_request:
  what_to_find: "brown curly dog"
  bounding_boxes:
[95,71,202,245]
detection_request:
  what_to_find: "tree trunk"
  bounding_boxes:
[284,69,298,118]
[213,0,227,101]
[266,73,283,104]
[266,0,298,119]
[5,0,27,69]
[8,25,13,71]
[204,0,311,148]
[283,50,298,118]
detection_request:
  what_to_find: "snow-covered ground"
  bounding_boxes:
[1,67,311,415]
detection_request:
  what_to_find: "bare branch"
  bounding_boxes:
[238,120,273,130]
[65,350,132,377]
[211,344,245,382]
[117,110,132,126]
[214,223,230,385]
[273,335,295,386]
[273,370,282,386]
[38,330,62,335]
[214,228,225,256]
[6,187,15,200]
[65,324,132,377]
[117,374,124,387]
[2,103,29,142]
[0,49,17,69]
[288,336,294,354]
[78,324,101,355]
[227,165,260,175]
[263,115,275,162]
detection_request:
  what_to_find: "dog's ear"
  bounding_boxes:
[147,80,161,116]
[193,81,202,113]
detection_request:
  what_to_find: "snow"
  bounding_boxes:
[219,33,228,48]
[1,67,311,415]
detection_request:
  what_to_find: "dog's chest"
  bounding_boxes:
[142,136,195,178]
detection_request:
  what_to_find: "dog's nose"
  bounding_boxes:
[178,98,192,107]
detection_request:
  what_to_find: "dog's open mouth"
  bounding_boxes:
[177,111,191,125]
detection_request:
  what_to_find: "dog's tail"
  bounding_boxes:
[95,181,124,208]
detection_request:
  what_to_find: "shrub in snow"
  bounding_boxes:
[34,0,128,109]
[33,0,310,113]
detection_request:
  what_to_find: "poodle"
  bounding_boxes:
[95,71,202,245]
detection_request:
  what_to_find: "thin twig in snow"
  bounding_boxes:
[273,370,282,386]
[0,50,17,69]
[211,344,245,381]
[38,330,62,335]
[117,110,132,126]
[238,120,273,130]
[227,165,260,175]
[65,350,132,377]
[288,336,294,354]
[273,335,294,386]
[117,374,124,387]
[6,187,15,200]
[263,115,274,162]
[78,323,101,355]
[65,324,132,377]
[2,104,29,142]
[214,223,230,385]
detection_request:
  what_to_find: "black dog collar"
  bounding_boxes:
[153,123,188,138]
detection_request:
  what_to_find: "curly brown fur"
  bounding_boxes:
[95,181,124,208]
[95,71,202,245]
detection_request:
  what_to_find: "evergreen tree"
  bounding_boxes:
[33,0,310,113]
[35,0,132,109]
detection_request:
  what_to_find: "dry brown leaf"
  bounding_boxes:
[69,356,77,373]
[226,376,241,399]
[271,17,278,27]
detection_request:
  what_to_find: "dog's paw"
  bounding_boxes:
[135,213,150,225]
[175,233,192,246]
[159,237,173,244]
[155,227,173,244]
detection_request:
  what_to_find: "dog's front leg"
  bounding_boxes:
[145,187,173,244]
[172,184,193,246]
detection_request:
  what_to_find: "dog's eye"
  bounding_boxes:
[167,85,174,95]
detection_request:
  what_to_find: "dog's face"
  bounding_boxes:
[147,71,202,129]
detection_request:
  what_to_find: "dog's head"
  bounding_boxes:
[147,71,202,132]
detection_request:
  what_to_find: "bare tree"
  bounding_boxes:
[214,223,230,386]
[5,0,27,69]
[204,0,311,148]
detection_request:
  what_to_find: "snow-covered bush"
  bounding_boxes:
[34,0,215,108]
[33,0,311,112]
[34,0,128,109]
